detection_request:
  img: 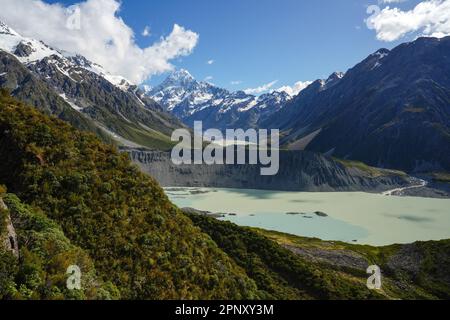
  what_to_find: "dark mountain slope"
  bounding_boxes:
[265,37,450,172]
[0,21,185,150]
[0,51,113,144]
[0,49,182,150]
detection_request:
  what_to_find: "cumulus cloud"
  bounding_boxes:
[0,0,199,84]
[276,81,313,96]
[142,26,151,37]
[204,75,213,81]
[244,80,278,95]
[206,59,214,65]
[369,0,450,41]
[230,80,242,85]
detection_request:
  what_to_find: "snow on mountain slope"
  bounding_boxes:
[0,20,184,150]
[0,20,132,90]
[150,69,229,112]
[147,69,296,130]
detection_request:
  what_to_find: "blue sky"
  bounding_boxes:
[40,0,427,91]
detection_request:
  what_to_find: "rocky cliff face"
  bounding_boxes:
[0,198,18,258]
[127,149,409,192]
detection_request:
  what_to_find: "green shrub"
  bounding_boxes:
[0,93,259,300]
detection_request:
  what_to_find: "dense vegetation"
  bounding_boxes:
[1,193,120,299]
[0,91,258,299]
[1,90,448,300]
[255,229,450,299]
[186,212,382,300]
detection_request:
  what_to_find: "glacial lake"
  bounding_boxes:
[165,188,450,246]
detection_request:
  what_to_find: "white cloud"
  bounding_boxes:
[379,0,407,3]
[369,0,450,41]
[276,81,313,96]
[230,80,242,85]
[206,59,214,65]
[142,26,151,37]
[204,75,213,81]
[244,80,278,95]
[0,0,199,84]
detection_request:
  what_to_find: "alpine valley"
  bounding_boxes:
[0,14,450,303]
[147,38,450,174]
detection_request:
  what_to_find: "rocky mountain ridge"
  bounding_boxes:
[264,37,450,172]
[148,69,293,130]
[0,21,183,150]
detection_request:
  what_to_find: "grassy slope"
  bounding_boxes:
[431,172,450,183]
[186,212,384,300]
[184,209,450,300]
[254,228,450,299]
[334,158,407,178]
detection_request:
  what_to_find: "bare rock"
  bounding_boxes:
[283,244,368,271]
[1,198,19,258]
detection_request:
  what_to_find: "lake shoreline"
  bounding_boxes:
[167,187,450,246]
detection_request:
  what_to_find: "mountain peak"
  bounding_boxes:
[147,67,290,127]
[0,24,134,90]
[371,48,390,60]
[169,68,195,81]
[0,20,19,36]
[327,71,345,81]
[322,71,345,90]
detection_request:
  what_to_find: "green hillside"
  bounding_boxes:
[0,91,258,299]
[1,90,448,300]
[187,213,450,300]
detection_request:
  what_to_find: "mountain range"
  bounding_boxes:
[1,18,450,302]
[0,21,183,150]
[150,38,450,173]
[148,69,293,130]
[1,19,449,173]
[266,37,450,172]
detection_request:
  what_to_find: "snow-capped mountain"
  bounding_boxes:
[0,20,133,91]
[150,69,229,114]
[0,20,183,150]
[148,69,294,130]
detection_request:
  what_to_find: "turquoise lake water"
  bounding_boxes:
[165,188,450,246]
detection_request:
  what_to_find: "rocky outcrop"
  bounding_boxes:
[283,244,369,271]
[127,148,409,192]
[181,207,226,218]
[0,198,18,257]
